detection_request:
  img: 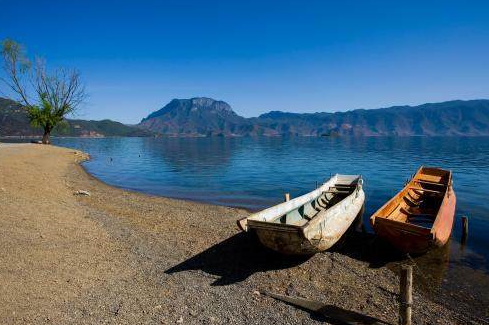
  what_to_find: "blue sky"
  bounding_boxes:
[1,0,488,123]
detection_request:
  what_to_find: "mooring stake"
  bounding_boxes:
[461,215,468,244]
[284,193,290,202]
[399,265,413,325]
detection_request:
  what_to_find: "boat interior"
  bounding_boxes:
[272,180,359,227]
[375,167,450,229]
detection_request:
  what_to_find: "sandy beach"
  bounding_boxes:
[0,144,471,324]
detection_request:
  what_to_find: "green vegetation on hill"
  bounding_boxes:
[54,119,153,137]
[0,98,153,137]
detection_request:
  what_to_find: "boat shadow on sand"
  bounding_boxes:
[164,229,400,287]
[165,215,446,287]
[331,229,408,269]
[164,231,311,286]
[334,214,452,272]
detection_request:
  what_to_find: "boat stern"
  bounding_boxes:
[373,217,435,254]
[237,217,249,232]
[248,221,318,255]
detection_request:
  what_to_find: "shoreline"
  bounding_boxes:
[79,161,261,213]
[0,144,478,324]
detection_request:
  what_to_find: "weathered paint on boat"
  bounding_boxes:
[370,166,456,254]
[238,175,365,255]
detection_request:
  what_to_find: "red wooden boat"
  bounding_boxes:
[370,167,456,254]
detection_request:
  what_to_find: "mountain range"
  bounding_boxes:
[138,97,489,136]
[1,97,489,137]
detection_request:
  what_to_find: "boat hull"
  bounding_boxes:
[254,227,320,255]
[432,190,456,247]
[372,217,435,254]
[249,189,365,255]
[253,214,364,255]
[238,174,365,255]
[370,167,456,254]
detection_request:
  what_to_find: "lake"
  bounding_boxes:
[50,137,487,247]
[35,136,489,310]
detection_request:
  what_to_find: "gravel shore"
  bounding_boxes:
[0,144,470,324]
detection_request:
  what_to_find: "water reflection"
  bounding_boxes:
[140,137,235,172]
[405,241,451,293]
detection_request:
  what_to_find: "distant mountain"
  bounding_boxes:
[3,96,489,138]
[0,98,153,137]
[139,98,489,136]
[139,97,256,136]
[254,100,489,136]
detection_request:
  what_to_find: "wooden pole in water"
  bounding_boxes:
[399,265,413,325]
[461,216,468,244]
[281,193,291,223]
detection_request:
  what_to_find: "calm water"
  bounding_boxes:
[44,136,488,311]
[49,137,488,256]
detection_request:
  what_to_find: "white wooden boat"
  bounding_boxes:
[238,175,365,255]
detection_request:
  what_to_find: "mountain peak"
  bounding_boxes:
[141,97,235,122]
[138,97,249,136]
[189,97,232,111]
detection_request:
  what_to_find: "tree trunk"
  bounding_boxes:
[42,127,51,144]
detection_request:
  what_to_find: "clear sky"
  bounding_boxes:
[1,0,488,123]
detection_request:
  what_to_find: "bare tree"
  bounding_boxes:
[1,39,86,144]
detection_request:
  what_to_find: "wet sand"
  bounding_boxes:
[0,143,477,324]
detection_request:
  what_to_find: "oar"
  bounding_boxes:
[263,291,392,325]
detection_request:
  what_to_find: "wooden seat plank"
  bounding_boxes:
[408,187,443,194]
[414,180,445,186]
